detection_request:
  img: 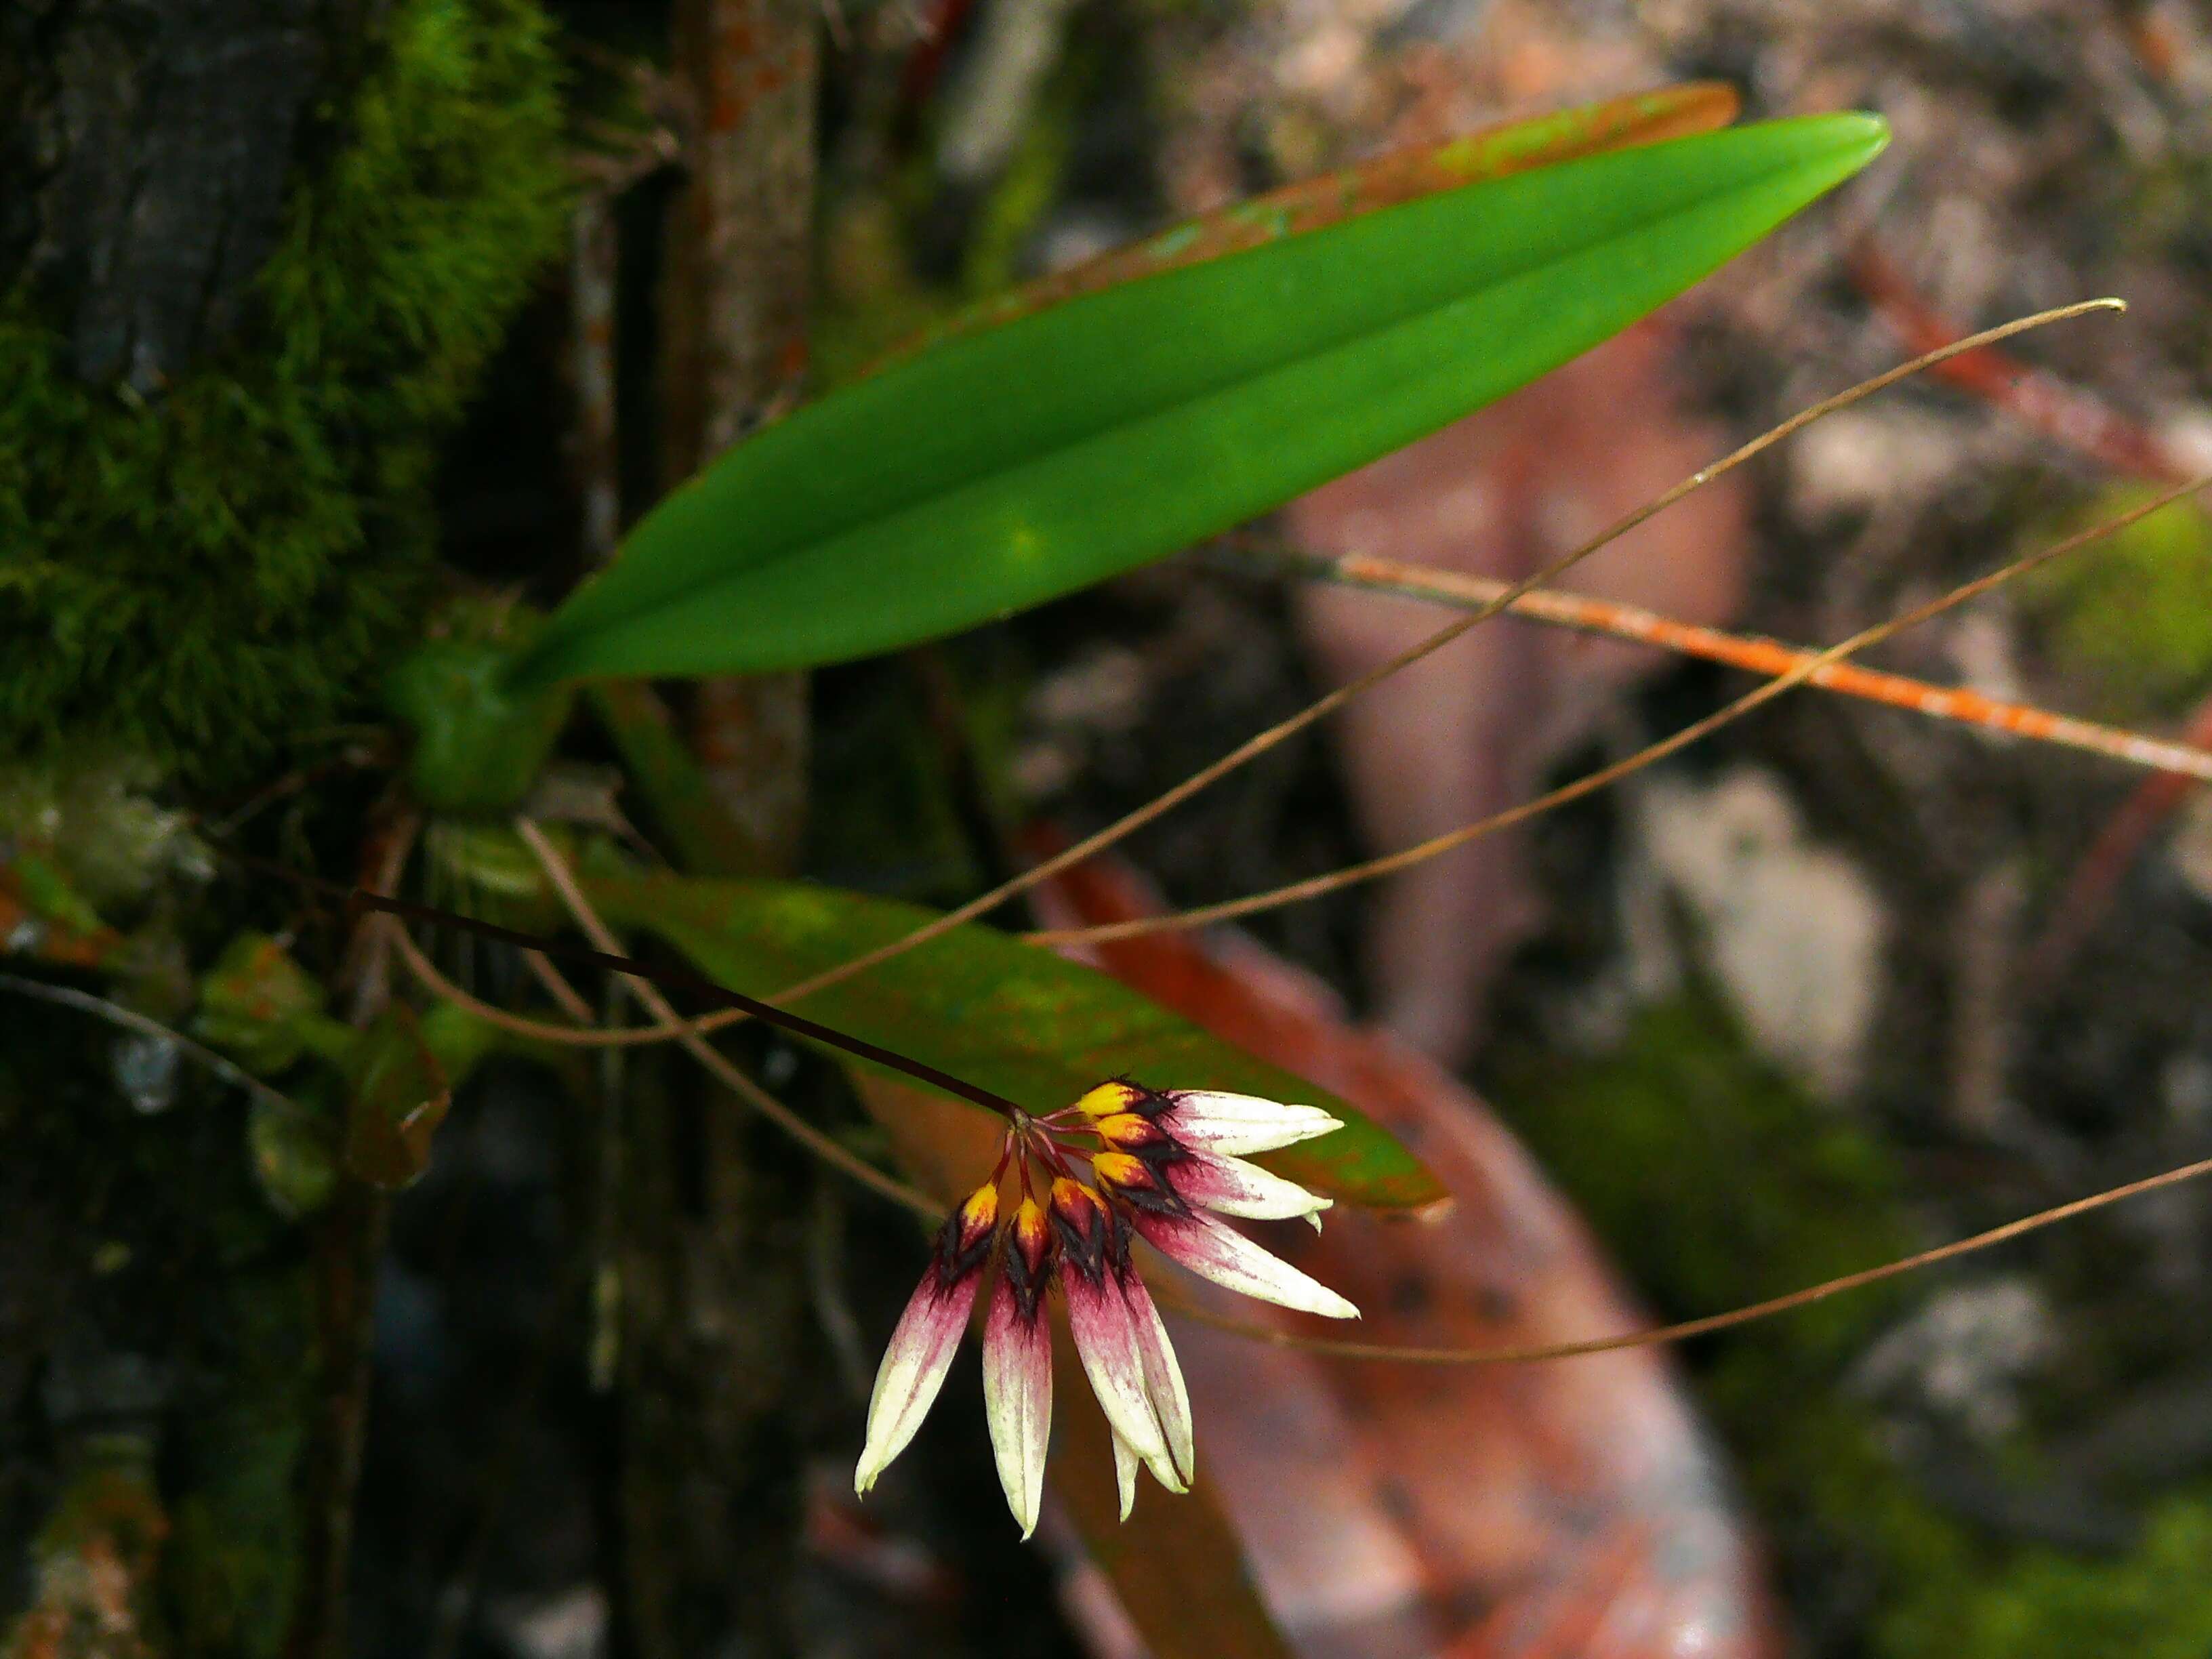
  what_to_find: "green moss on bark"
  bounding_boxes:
[0,0,568,786]
[166,1264,314,1659]
[1883,1498,2212,1657]
[2021,486,2212,721]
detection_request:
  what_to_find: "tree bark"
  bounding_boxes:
[610,2,821,1653]
[1,0,334,392]
[662,0,817,876]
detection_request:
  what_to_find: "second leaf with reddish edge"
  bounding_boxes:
[886,83,1744,365]
[581,872,1446,1210]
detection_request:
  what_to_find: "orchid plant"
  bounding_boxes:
[333,91,1889,1638]
[855,1082,1357,1534]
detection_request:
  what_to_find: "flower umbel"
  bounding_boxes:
[855,1083,1357,1536]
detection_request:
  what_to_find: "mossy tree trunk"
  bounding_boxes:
[0,2,566,1655]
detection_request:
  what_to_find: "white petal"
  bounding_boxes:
[1119,1270,1193,1487]
[1061,1265,1181,1490]
[1164,1090,1343,1155]
[1170,1147,1333,1223]
[1110,1429,1140,1521]
[1134,1210,1360,1320]
[982,1273,1053,1539]
[855,1270,980,1494]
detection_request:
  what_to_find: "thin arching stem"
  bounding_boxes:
[1157,1153,2212,1364]
[1025,472,2212,947]
[515,819,947,1218]
[382,916,936,1217]
[317,446,2212,1050]
[248,853,1028,1120]
[285,841,2212,1371]
[673,300,2132,1021]
[233,844,1035,1132]
[0,971,306,1118]
[365,300,2125,1057]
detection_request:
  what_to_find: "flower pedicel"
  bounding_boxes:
[854,1081,1357,1535]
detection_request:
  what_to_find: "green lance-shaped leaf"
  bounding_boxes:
[585,872,1446,1210]
[510,112,1885,687]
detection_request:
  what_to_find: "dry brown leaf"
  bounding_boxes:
[1287,318,1749,1062]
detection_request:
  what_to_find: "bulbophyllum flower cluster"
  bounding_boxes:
[855,1081,1359,1535]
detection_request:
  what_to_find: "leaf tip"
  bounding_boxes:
[1827,108,1891,164]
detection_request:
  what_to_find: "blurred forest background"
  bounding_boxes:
[11,0,2212,1655]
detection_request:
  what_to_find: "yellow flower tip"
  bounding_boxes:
[1091,1151,1148,1190]
[945,1180,1002,1256]
[959,1181,1000,1231]
[1094,1112,1162,1150]
[1048,1174,1105,1216]
[1074,1080,1146,1120]
[1011,1195,1050,1254]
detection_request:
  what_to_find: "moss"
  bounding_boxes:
[165,1268,313,1659]
[1488,996,2212,1656]
[1883,1497,2212,1658]
[0,981,324,1658]
[0,0,568,787]
[2020,485,2212,721]
[1490,996,1916,1363]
